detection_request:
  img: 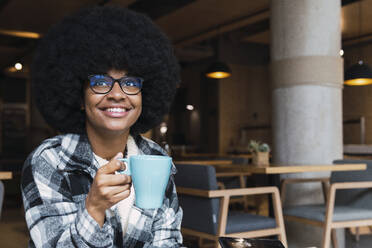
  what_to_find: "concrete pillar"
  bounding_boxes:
[270,0,343,247]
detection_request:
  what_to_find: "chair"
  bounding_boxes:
[215,156,254,210]
[175,163,287,248]
[281,160,372,248]
[0,180,4,219]
[216,165,252,208]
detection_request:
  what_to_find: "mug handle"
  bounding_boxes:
[117,158,131,175]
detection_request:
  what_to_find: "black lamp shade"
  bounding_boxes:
[344,62,372,86]
[206,61,232,79]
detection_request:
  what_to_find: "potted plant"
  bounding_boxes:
[248,140,270,167]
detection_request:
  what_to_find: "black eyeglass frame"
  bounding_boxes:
[88,74,143,95]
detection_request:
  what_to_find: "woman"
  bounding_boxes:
[21,6,182,247]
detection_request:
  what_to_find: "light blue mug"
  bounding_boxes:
[118,155,172,209]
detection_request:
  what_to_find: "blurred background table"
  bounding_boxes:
[213,163,367,174]
[0,172,12,180]
[175,160,233,166]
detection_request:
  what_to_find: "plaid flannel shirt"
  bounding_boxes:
[21,133,183,247]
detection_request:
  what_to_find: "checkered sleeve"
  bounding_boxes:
[21,153,113,247]
[150,176,183,247]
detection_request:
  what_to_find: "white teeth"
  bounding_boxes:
[106,108,126,112]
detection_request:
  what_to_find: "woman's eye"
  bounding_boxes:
[95,81,110,86]
[125,81,135,86]
[124,79,139,87]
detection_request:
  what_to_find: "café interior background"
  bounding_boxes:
[2,1,372,247]
[0,0,371,161]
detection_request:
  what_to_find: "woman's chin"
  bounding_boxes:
[87,123,129,135]
[104,126,130,134]
[86,119,134,136]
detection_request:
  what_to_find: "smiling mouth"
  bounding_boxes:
[101,107,132,117]
[105,107,130,113]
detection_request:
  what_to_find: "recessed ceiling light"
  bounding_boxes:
[186,105,194,111]
[15,63,23,71]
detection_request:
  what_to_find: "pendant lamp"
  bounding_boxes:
[344,60,372,86]
[205,34,232,79]
[344,1,372,86]
[205,61,232,79]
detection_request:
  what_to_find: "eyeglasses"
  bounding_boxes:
[88,74,143,95]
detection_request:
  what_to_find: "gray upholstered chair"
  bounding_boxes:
[212,156,254,210]
[282,160,372,248]
[175,163,287,248]
[0,180,4,219]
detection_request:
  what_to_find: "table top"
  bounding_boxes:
[213,163,367,174]
[175,153,253,159]
[174,160,233,166]
[0,171,13,180]
[176,153,220,158]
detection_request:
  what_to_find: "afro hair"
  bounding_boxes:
[31,6,180,135]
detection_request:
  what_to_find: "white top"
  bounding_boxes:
[93,135,139,234]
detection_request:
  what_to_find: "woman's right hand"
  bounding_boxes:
[85,152,132,227]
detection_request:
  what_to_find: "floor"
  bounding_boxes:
[0,203,29,247]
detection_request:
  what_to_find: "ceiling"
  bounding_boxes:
[0,0,372,75]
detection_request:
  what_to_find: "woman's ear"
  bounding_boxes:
[80,85,86,111]
[80,98,85,111]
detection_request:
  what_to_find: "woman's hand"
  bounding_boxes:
[85,152,132,227]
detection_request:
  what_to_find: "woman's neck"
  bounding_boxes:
[86,127,129,160]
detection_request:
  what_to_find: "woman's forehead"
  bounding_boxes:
[107,69,127,78]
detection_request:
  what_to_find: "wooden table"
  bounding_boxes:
[175,160,233,166]
[176,153,221,158]
[213,163,367,174]
[228,154,253,159]
[0,171,13,180]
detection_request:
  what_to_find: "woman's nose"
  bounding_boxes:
[107,81,126,99]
